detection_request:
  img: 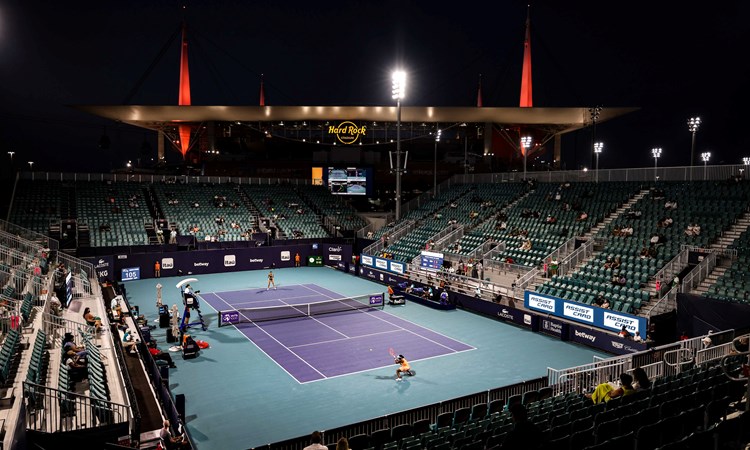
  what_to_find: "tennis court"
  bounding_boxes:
[200,283,474,382]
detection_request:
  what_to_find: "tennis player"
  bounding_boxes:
[395,355,414,381]
[267,270,276,290]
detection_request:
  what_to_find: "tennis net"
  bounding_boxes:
[217,292,385,326]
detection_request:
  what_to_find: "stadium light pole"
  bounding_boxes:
[743,157,750,180]
[433,128,441,198]
[7,151,14,163]
[701,152,711,181]
[688,117,701,172]
[594,142,603,183]
[521,136,532,180]
[28,161,34,171]
[392,70,406,220]
[651,148,662,182]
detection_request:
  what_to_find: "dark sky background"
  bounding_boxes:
[0,0,748,173]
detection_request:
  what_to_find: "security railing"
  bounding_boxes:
[0,219,58,251]
[653,248,690,290]
[23,382,131,433]
[679,250,717,294]
[362,220,415,256]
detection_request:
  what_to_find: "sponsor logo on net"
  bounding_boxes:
[497,308,515,321]
[575,330,597,343]
[162,258,174,269]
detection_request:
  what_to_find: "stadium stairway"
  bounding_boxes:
[711,210,750,251]
[583,189,650,240]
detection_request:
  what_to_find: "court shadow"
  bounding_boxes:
[375,375,395,381]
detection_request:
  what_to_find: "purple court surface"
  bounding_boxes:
[201,283,474,383]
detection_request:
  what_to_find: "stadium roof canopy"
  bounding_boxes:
[75,105,638,136]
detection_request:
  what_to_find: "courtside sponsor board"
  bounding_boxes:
[389,261,404,274]
[375,259,388,270]
[361,255,374,266]
[161,258,174,269]
[526,293,556,313]
[603,311,642,334]
[563,303,594,323]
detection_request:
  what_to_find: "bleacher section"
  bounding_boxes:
[76,181,151,247]
[8,180,64,235]
[299,185,368,233]
[243,184,330,239]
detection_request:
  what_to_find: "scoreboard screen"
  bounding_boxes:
[419,251,444,271]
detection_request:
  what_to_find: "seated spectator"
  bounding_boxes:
[520,239,532,251]
[192,202,199,208]
[665,200,678,210]
[612,226,622,237]
[633,331,644,343]
[148,341,177,368]
[621,226,634,236]
[577,211,588,221]
[585,372,635,404]
[612,257,621,270]
[632,367,651,391]
[160,420,188,449]
[65,354,88,380]
[603,256,614,269]
[502,403,546,450]
[595,295,605,307]
[546,215,557,224]
[82,307,102,333]
[618,325,631,339]
[601,299,610,309]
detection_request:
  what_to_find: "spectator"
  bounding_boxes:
[701,331,714,349]
[680,331,689,340]
[170,229,177,244]
[633,331,643,343]
[83,307,102,333]
[502,404,546,449]
[156,228,164,244]
[336,437,350,450]
[585,372,635,404]
[65,354,87,380]
[160,420,188,448]
[303,431,327,450]
[632,367,651,391]
[148,341,177,368]
[618,325,631,339]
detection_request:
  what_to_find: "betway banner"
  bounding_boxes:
[524,291,647,335]
[568,324,648,355]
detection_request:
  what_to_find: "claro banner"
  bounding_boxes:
[524,291,647,335]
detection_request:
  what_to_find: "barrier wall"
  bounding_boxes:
[358,266,644,356]
[83,244,352,282]
[524,291,648,336]
[360,253,407,275]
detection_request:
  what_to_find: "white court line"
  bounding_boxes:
[301,283,475,353]
[204,292,324,383]
[289,328,403,349]
[277,287,350,340]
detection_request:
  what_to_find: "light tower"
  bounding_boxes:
[391,70,406,220]
[521,136,533,180]
[594,142,603,183]
[701,152,711,181]
[433,128,441,198]
[688,117,701,181]
[651,148,662,182]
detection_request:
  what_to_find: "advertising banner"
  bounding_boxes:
[360,254,409,276]
[83,256,114,282]
[524,291,647,335]
[568,323,648,355]
[121,267,141,282]
[456,294,532,328]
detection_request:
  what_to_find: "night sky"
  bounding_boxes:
[0,0,748,172]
